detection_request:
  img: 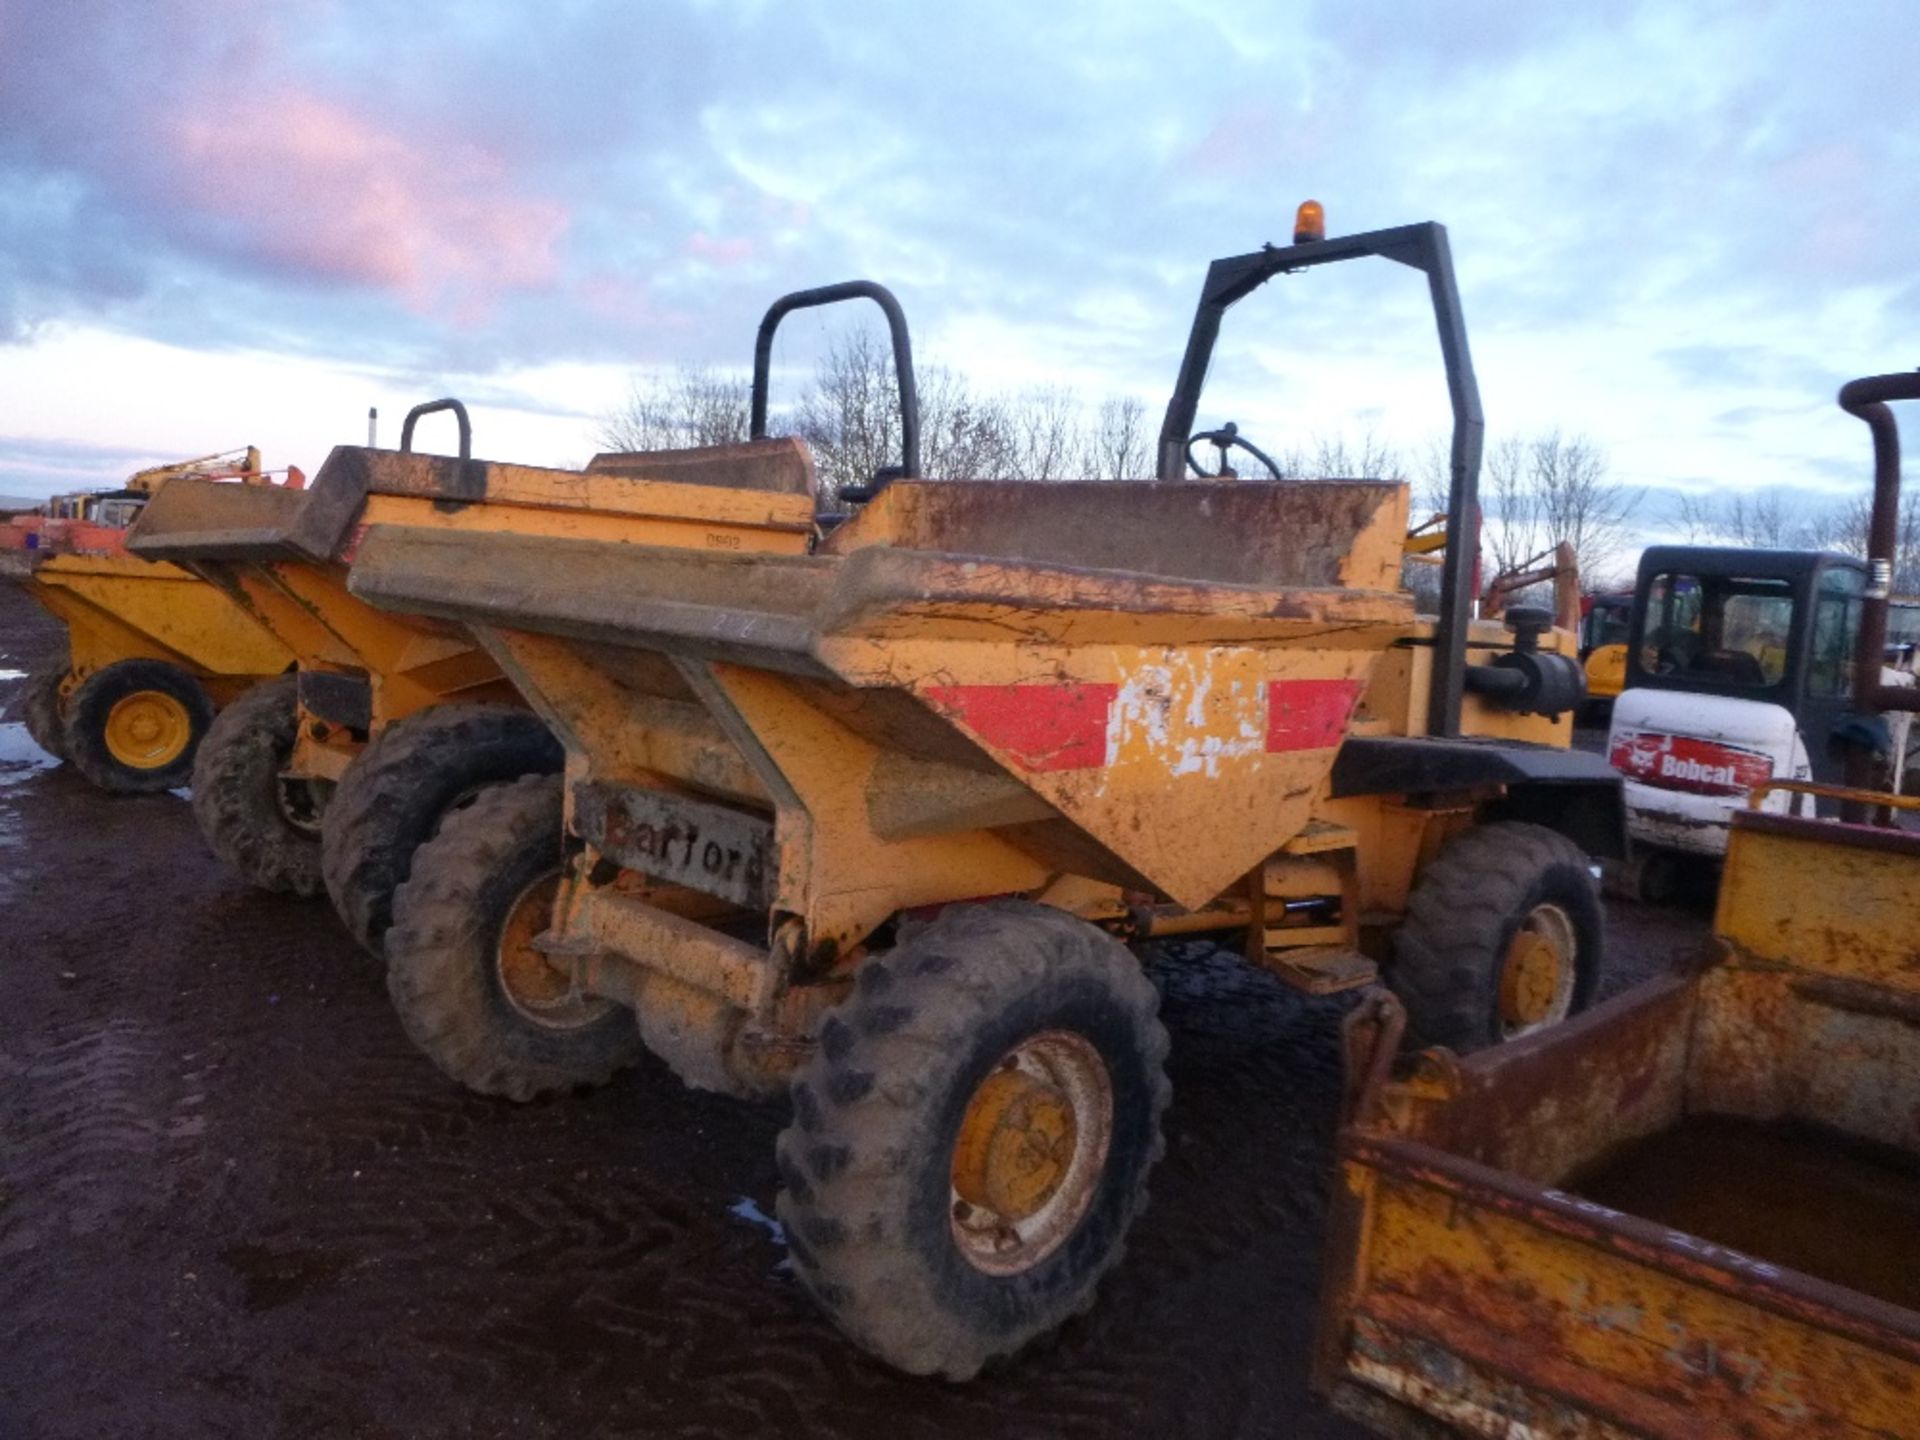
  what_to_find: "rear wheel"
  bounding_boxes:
[385,774,640,1101]
[17,657,68,759]
[191,676,328,894]
[775,901,1170,1380]
[321,702,563,957]
[1388,820,1603,1052]
[63,658,213,793]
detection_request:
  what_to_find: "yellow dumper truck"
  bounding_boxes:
[126,403,815,956]
[345,217,1623,1378]
[1316,370,1920,1438]
[2,450,295,792]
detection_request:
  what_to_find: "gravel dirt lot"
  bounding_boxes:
[0,582,1709,1440]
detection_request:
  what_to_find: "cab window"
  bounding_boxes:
[1582,600,1631,651]
[1808,566,1865,697]
[1640,572,1792,687]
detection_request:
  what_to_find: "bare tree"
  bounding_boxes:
[1474,430,1635,587]
[919,370,1017,482]
[1279,427,1402,482]
[1005,387,1080,481]
[791,329,1018,499]
[1802,490,1920,592]
[792,328,904,499]
[1079,395,1153,480]
[1673,488,1812,551]
[597,365,750,453]
[1529,430,1638,584]
[1478,435,1542,576]
[1674,492,1720,543]
[1722,490,1799,549]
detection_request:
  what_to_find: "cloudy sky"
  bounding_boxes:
[2,0,1916,543]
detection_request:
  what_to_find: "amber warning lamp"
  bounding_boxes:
[1293,199,1326,244]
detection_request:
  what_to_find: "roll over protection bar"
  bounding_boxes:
[1154,222,1485,739]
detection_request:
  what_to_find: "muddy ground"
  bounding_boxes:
[0,583,1708,1440]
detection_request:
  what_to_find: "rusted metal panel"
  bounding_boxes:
[585,437,817,497]
[563,888,766,1015]
[1717,809,1920,993]
[349,528,835,673]
[1402,973,1698,1179]
[573,781,774,911]
[1321,803,1920,1438]
[820,477,1411,593]
[127,475,341,564]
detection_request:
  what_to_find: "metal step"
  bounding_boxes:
[1261,943,1379,995]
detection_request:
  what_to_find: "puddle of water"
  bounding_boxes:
[0,721,58,775]
[728,1195,786,1246]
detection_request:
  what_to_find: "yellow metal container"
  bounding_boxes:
[123,434,818,935]
[1317,786,1920,1439]
[128,439,818,774]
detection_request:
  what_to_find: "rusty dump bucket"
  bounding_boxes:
[125,439,816,777]
[2,515,293,704]
[1317,793,1920,1439]
[350,461,1413,945]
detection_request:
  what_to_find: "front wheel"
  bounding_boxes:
[321,702,563,958]
[16,657,68,759]
[1388,820,1604,1052]
[775,901,1170,1380]
[385,774,641,1101]
[191,676,328,894]
[63,658,214,793]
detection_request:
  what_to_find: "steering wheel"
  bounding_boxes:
[1186,422,1282,480]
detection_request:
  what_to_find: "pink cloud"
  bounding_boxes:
[164,89,570,322]
[686,231,757,266]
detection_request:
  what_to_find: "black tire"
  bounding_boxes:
[1388,820,1604,1053]
[775,901,1170,1380]
[16,657,68,759]
[63,658,214,794]
[321,702,563,958]
[190,676,327,894]
[385,774,641,1101]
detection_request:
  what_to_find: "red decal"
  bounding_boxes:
[925,683,1116,772]
[1609,730,1774,797]
[1265,679,1362,752]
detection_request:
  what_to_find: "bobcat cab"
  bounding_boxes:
[1604,544,1907,880]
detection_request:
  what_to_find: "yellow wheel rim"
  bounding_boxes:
[949,1030,1112,1275]
[493,871,613,1031]
[1499,902,1578,1038]
[103,690,193,770]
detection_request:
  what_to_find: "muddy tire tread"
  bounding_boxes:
[385,774,640,1102]
[17,652,68,758]
[775,900,1170,1381]
[190,675,322,893]
[1388,820,1603,1053]
[321,702,562,957]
